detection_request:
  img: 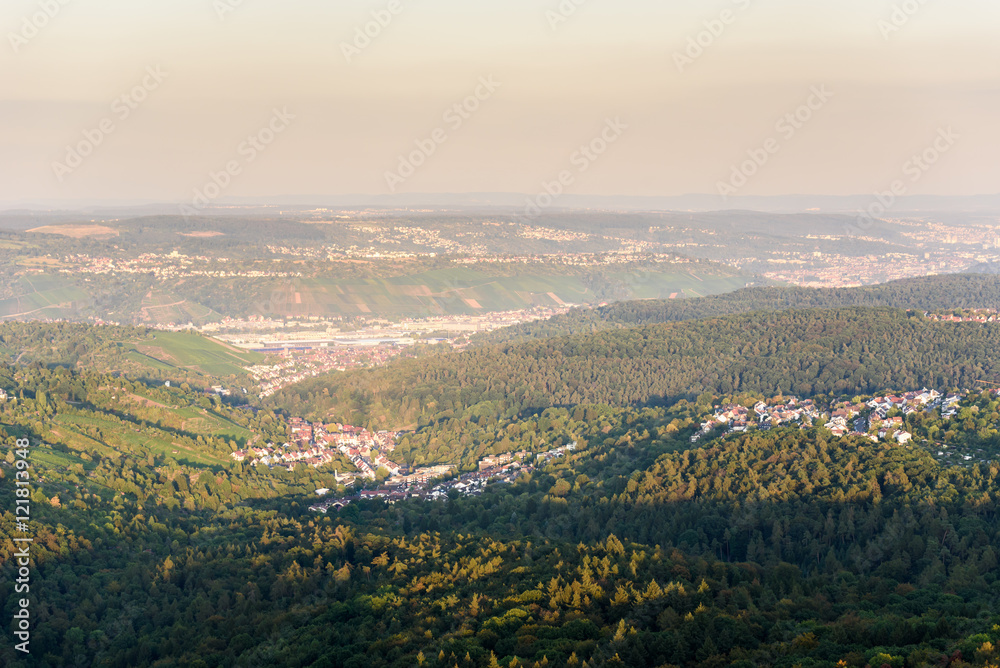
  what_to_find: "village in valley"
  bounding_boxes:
[231,418,407,481]
[229,414,579,513]
[309,442,578,514]
[247,345,410,399]
[230,384,1000,516]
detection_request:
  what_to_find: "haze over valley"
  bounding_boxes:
[3,2,1000,667]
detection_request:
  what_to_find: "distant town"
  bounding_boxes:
[214,307,573,398]
[247,345,411,399]
[749,249,1000,288]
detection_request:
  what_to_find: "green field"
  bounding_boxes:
[49,416,117,457]
[29,446,93,471]
[131,332,264,378]
[0,320,264,386]
[54,413,232,467]
[139,289,221,326]
[0,274,90,319]
[170,405,254,442]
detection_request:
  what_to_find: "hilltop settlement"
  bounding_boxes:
[694,388,960,444]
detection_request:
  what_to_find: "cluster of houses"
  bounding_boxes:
[61,251,301,281]
[535,441,578,464]
[230,442,343,470]
[232,418,405,480]
[309,442,579,513]
[867,389,946,413]
[323,423,401,451]
[694,398,820,442]
[697,389,974,445]
[824,414,911,443]
[248,346,408,399]
[386,465,456,488]
[827,389,960,440]
[924,309,1000,324]
[479,452,526,470]
[0,388,7,402]
[317,423,405,479]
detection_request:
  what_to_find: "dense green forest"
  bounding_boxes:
[271,306,1000,429]
[5,305,1000,666]
[474,275,1000,344]
[4,365,1000,666]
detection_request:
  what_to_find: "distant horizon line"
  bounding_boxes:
[3,192,1000,216]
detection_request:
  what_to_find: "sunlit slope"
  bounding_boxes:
[271,307,1000,427]
[0,263,756,322]
[0,323,264,386]
[0,274,91,320]
[475,274,1000,344]
[231,265,754,317]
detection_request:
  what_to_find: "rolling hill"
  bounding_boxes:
[272,306,1000,428]
[0,322,264,387]
[0,262,759,324]
[474,274,1000,343]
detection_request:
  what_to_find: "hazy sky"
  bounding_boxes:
[2,0,999,205]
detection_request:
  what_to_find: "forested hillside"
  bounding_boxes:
[5,310,1000,667]
[271,307,1000,428]
[474,274,1000,344]
[5,365,1000,666]
[0,322,263,389]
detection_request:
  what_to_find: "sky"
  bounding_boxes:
[1,0,999,206]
